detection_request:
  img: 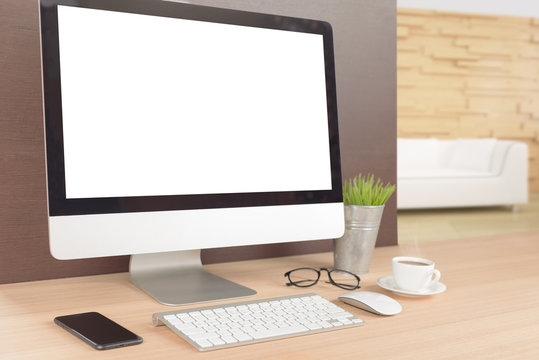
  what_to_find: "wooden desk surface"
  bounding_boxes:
[2,231,539,359]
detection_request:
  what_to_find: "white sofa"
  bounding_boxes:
[397,138,528,209]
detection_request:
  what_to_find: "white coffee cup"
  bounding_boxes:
[392,256,441,292]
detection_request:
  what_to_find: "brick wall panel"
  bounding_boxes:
[398,9,539,191]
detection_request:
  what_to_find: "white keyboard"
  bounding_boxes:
[153,293,364,351]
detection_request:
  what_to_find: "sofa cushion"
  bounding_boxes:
[448,138,496,172]
[397,138,439,169]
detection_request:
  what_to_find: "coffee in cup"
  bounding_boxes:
[392,256,441,292]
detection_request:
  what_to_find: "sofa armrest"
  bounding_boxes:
[494,141,528,204]
[491,141,528,176]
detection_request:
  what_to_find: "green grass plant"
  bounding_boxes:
[343,173,396,206]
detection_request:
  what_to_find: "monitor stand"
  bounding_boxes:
[129,250,256,306]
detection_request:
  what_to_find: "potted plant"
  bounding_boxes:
[334,173,396,274]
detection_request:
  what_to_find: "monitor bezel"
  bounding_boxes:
[40,0,342,217]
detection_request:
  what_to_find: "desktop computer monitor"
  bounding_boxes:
[40,0,344,305]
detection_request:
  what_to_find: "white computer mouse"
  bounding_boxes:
[338,291,402,316]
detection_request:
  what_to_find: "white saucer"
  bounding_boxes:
[376,275,446,297]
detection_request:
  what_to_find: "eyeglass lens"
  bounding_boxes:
[327,269,360,289]
[287,268,319,287]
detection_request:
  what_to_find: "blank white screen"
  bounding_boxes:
[57,6,332,199]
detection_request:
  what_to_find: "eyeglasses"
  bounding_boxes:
[284,267,361,290]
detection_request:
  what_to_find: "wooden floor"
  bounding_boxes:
[398,193,539,244]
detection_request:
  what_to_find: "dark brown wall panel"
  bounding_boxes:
[0,0,396,283]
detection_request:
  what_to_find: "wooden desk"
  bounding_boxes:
[2,231,539,359]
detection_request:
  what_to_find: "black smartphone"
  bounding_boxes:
[54,312,143,350]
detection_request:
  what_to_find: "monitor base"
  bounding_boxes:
[129,250,256,306]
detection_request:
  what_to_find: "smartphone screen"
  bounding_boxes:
[54,312,143,350]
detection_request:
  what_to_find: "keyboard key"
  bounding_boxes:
[318,321,333,328]
[304,322,323,330]
[249,324,308,339]
[189,331,219,340]
[174,323,196,331]
[217,329,232,337]
[222,335,238,344]
[195,339,213,349]
[330,311,354,319]
[209,337,226,346]
[181,327,206,336]
[233,332,253,342]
